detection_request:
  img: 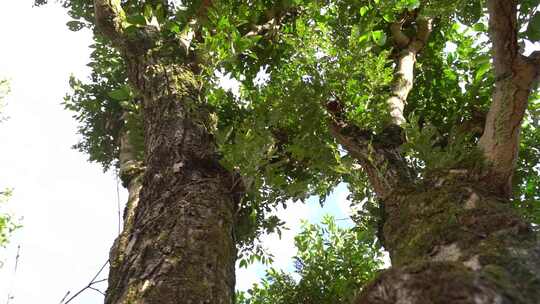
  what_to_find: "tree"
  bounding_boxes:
[40,0,540,302]
[0,189,18,251]
[221,0,540,302]
[38,0,245,302]
[88,1,245,303]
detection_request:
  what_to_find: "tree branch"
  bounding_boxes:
[327,17,432,199]
[59,260,109,304]
[410,17,433,52]
[387,17,433,126]
[478,0,539,197]
[527,50,540,69]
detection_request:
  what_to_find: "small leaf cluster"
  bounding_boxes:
[0,79,10,123]
[0,189,20,250]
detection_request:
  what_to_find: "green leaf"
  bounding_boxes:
[371,30,387,46]
[526,12,540,41]
[165,21,181,34]
[239,259,247,268]
[126,14,147,26]
[143,4,153,22]
[66,20,85,32]
[108,86,131,101]
[475,62,491,82]
[360,6,369,17]
[472,23,487,32]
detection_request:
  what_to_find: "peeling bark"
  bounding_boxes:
[108,114,144,294]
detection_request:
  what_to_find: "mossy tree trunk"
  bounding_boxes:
[356,177,540,303]
[330,0,540,302]
[94,1,239,303]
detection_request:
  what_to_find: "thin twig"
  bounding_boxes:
[59,260,109,304]
[5,244,21,304]
[88,286,106,296]
[92,278,108,284]
[58,292,70,304]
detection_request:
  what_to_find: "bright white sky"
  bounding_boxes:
[0,1,354,303]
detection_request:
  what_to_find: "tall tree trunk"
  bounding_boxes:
[94,1,239,303]
[105,56,237,304]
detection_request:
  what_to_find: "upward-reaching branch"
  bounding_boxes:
[330,17,432,199]
[330,123,415,199]
[478,0,540,197]
[387,17,433,125]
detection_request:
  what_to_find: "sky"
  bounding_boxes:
[0,1,355,303]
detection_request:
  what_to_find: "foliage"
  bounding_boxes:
[39,0,540,266]
[64,38,143,171]
[0,78,10,123]
[0,189,19,249]
[514,95,540,225]
[402,116,485,175]
[0,80,19,253]
[237,216,383,304]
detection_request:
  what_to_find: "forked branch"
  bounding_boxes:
[330,122,414,199]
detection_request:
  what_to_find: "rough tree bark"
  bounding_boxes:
[331,1,540,303]
[94,1,239,303]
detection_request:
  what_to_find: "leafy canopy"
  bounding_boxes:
[39,0,540,269]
